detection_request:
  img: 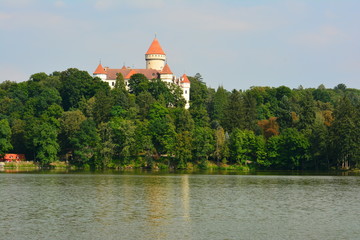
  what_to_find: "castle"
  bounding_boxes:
[93,38,190,109]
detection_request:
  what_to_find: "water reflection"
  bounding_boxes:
[181,175,190,221]
[1,173,360,240]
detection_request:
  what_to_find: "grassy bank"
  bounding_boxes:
[2,161,39,169]
[0,159,251,171]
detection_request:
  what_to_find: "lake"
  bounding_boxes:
[1,170,360,240]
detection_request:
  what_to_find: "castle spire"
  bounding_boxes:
[146,38,166,55]
[93,63,106,74]
[160,63,173,74]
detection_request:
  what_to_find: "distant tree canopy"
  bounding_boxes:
[1,68,359,170]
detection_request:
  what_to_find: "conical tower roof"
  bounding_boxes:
[93,63,106,74]
[146,38,166,55]
[160,64,173,74]
[181,74,190,83]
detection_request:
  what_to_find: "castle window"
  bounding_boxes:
[185,90,188,94]
[112,82,115,86]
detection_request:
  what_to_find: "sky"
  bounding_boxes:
[1,0,360,91]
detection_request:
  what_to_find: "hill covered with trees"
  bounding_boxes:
[0,68,359,170]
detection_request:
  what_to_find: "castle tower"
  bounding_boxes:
[180,74,191,109]
[160,64,174,84]
[93,63,107,80]
[145,38,166,71]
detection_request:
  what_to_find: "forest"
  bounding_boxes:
[0,68,359,170]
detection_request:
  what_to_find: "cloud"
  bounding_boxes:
[0,0,34,8]
[0,12,11,20]
[0,10,90,32]
[94,0,164,10]
[54,1,65,8]
[291,26,349,47]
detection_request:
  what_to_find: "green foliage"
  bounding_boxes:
[93,89,114,124]
[329,96,360,169]
[189,73,209,108]
[192,126,214,163]
[209,86,229,123]
[148,103,176,156]
[30,72,48,82]
[128,73,149,95]
[0,119,13,155]
[174,131,192,168]
[223,90,257,132]
[31,122,59,166]
[2,67,360,170]
[110,117,137,163]
[70,119,100,167]
[60,68,108,111]
[229,129,263,165]
[271,128,310,170]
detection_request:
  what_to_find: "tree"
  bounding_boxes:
[111,73,131,110]
[171,107,195,133]
[229,129,260,165]
[115,73,126,90]
[273,128,310,170]
[329,96,360,169]
[210,86,229,123]
[110,117,137,164]
[192,126,214,164]
[174,131,192,168]
[59,110,87,155]
[0,119,13,156]
[214,126,228,164]
[241,91,257,131]
[296,90,316,130]
[136,91,156,119]
[128,73,149,95]
[30,72,48,82]
[59,68,108,110]
[189,73,209,108]
[11,119,26,154]
[93,89,114,124]
[70,119,100,167]
[31,122,59,165]
[25,118,59,166]
[309,115,330,170]
[148,103,176,156]
[222,90,257,131]
[134,120,155,167]
[190,104,211,128]
[97,122,116,168]
[258,117,280,139]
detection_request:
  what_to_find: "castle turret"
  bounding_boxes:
[160,64,174,84]
[145,38,166,71]
[93,63,107,80]
[180,74,191,109]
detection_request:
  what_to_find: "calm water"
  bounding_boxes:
[1,170,360,240]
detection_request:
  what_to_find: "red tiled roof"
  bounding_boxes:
[1,154,26,162]
[145,38,166,55]
[125,69,137,79]
[105,68,160,80]
[93,63,106,74]
[161,64,173,74]
[181,74,190,83]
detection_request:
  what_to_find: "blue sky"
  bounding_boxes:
[1,0,360,90]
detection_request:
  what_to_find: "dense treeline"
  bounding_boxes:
[0,68,360,170]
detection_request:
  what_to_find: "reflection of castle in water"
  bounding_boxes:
[143,175,191,237]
